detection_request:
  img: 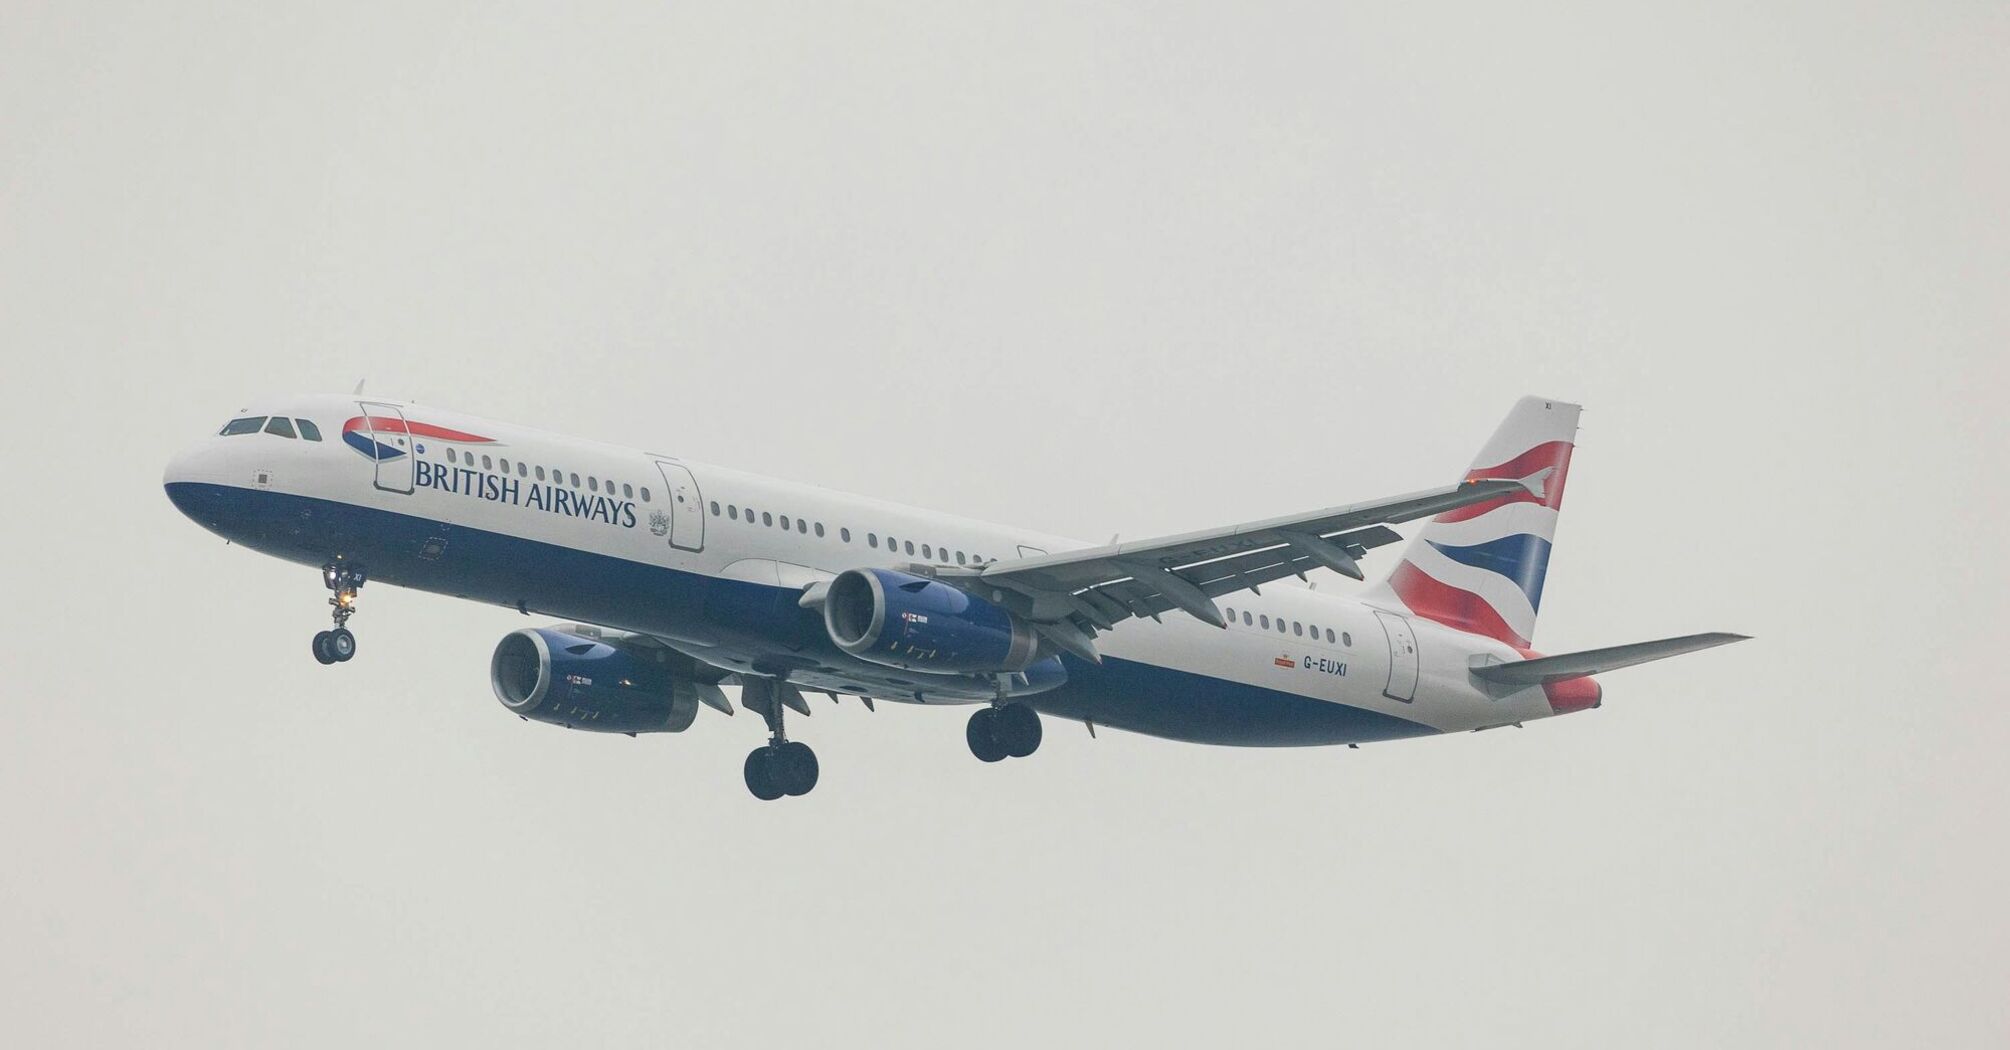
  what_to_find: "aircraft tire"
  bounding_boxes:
[997,702,1042,758]
[777,741,819,796]
[744,746,784,801]
[312,631,336,665]
[328,628,357,662]
[966,708,1008,763]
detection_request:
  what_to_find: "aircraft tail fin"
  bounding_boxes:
[1363,396,1580,647]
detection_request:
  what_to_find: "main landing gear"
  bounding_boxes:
[311,564,365,666]
[967,702,1042,763]
[741,678,819,801]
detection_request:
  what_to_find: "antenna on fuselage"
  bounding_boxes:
[352,379,366,395]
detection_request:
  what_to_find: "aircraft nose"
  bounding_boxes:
[163,440,239,524]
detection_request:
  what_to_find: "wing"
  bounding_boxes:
[924,478,1531,662]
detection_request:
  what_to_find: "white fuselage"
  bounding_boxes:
[164,394,1568,746]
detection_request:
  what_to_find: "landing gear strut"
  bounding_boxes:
[742,679,819,801]
[967,702,1042,763]
[311,564,365,665]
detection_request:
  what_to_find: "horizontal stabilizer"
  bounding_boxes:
[1470,632,1749,686]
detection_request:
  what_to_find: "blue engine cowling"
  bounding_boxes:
[823,567,1044,674]
[490,628,701,733]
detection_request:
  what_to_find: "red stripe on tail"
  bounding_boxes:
[1386,561,1530,648]
[1433,440,1574,523]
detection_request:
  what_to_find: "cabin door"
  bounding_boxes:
[1375,610,1419,702]
[356,401,415,494]
[653,461,706,552]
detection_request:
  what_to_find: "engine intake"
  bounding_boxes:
[824,567,1040,674]
[490,627,701,734]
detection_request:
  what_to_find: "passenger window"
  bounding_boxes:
[1225,606,1235,622]
[1243,611,1253,626]
[710,501,720,516]
[533,466,544,480]
[779,515,791,530]
[868,533,878,548]
[956,551,966,565]
[482,455,493,471]
[841,528,851,542]
[886,535,896,551]
[624,483,634,499]
[517,463,528,477]
[219,416,266,436]
[1326,629,1337,643]
[1341,632,1351,646]
[589,477,599,492]
[640,488,651,502]
[569,473,580,487]
[809,521,819,536]
[921,544,932,559]
[1277,619,1287,634]
[296,419,322,441]
[1293,622,1303,636]
[1259,615,1270,629]
[904,541,915,555]
[762,512,773,527]
[264,417,296,438]
[499,457,510,472]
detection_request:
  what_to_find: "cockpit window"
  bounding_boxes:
[263,417,297,439]
[219,416,266,436]
[296,419,322,441]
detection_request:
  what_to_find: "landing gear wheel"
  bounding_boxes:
[319,564,367,663]
[996,702,1043,758]
[967,707,1008,763]
[744,746,784,801]
[742,677,820,800]
[777,740,819,796]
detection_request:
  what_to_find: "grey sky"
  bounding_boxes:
[2,3,2005,1046]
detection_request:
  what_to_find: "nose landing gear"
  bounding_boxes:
[311,564,365,665]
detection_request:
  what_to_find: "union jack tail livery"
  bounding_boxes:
[1365,396,1580,649]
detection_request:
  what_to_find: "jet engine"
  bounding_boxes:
[823,567,1043,674]
[490,627,710,733]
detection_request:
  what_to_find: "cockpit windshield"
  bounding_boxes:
[220,415,323,439]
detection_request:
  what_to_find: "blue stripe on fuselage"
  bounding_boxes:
[163,482,1435,746]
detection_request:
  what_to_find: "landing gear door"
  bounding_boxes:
[357,401,414,494]
[1374,610,1419,703]
[653,461,705,552]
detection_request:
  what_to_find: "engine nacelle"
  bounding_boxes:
[823,567,1042,674]
[490,627,702,734]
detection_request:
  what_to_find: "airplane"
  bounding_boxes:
[163,395,1746,800]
